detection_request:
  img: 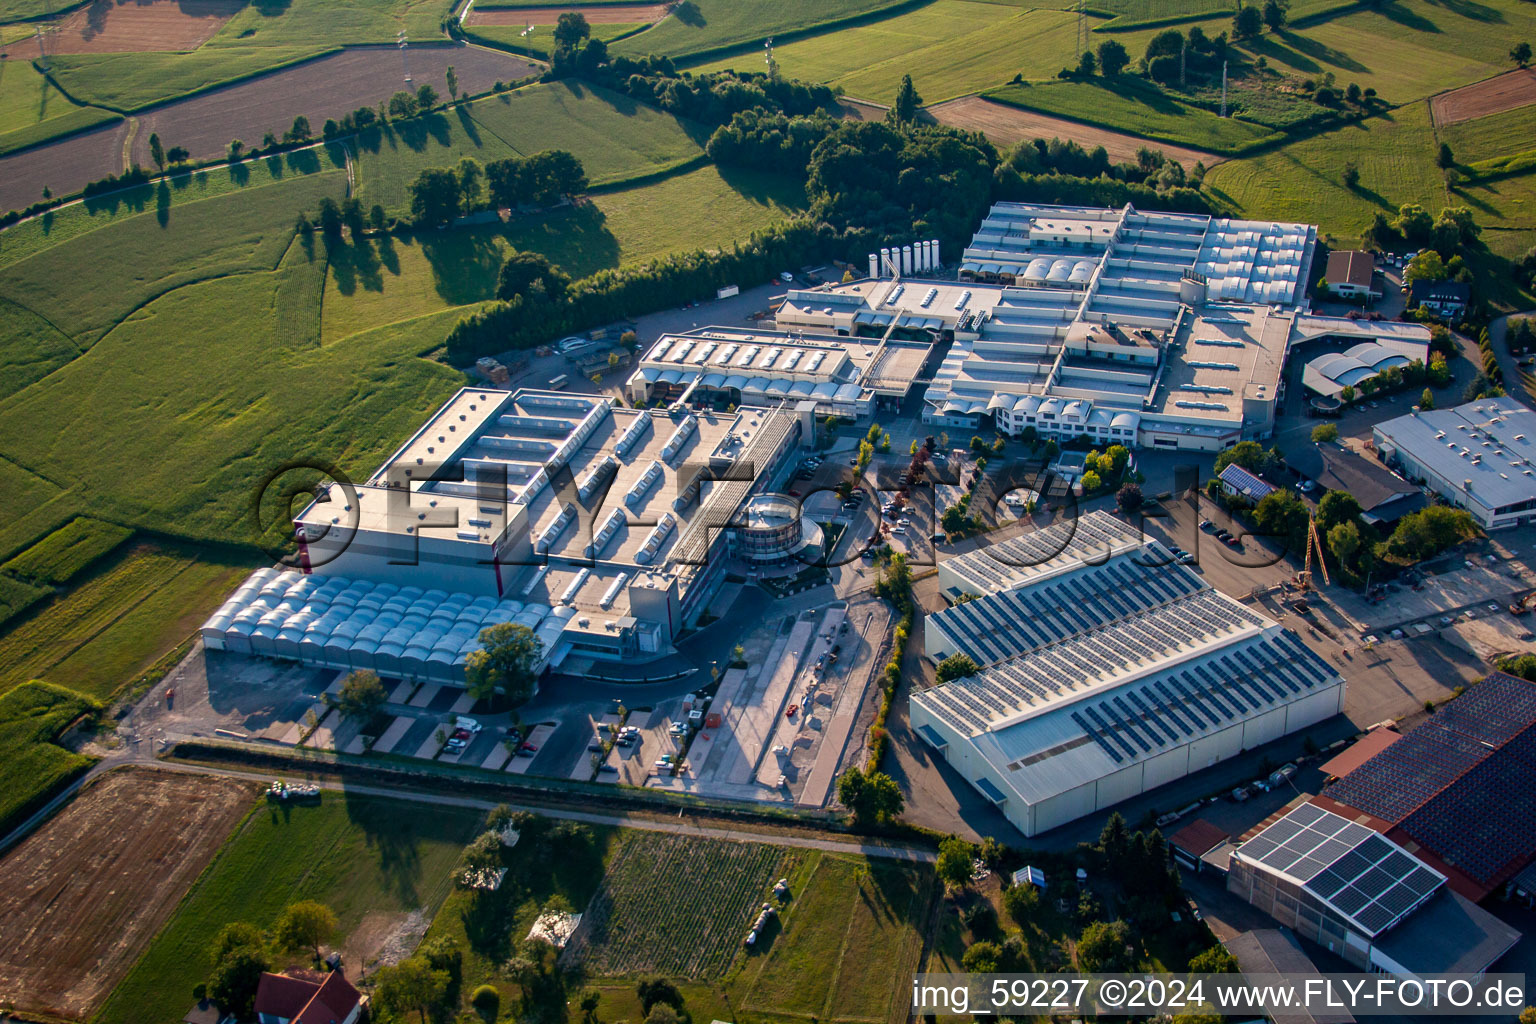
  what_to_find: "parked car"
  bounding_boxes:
[1200,519,1215,532]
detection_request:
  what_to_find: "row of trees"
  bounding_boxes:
[205,902,339,1017]
[406,149,587,228]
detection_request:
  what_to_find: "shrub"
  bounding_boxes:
[471,984,500,1019]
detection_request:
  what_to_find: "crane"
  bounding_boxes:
[1297,514,1330,592]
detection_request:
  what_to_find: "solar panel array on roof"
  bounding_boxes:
[1324,671,1536,890]
[930,552,1209,666]
[1239,802,1444,938]
[942,510,1141,593]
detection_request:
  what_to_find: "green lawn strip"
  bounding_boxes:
[351,80,711,218]
[1090,0,1229,32]
[825,859,933,1019]
[1,516,132,584]
[1443,104,1536,181]
[985,79,1278,155]
[208,0,451,49]
[613,0,916,62]
[0,680,98,839]
[42,46,338,114]
[0,165,346,344]
[464,20,646,60]
[97,794,484,1024]
[1200,101,1444,242]
[739,852,852,1016]
[0,574,51,632]
[0,148,345,270]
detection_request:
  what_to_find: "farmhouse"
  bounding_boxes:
[202,388,810,684]
[1324,250,1380,300]
[1227,800,1519,976]
[913,511,1344,837]
[253,970,362,1024]
[1371,397,1536,530]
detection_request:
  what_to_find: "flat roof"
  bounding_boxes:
[1319,726,1401,779]
[1374,397,1536,511]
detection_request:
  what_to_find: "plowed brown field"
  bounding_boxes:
[1431,69,1536,126]
[0,0,244,59]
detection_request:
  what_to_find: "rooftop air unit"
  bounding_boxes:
[598,572,629,610]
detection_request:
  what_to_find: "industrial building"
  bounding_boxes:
[1372,396,1536,530]
[1227,800,1519,976]
[1313,670,1536,902]
[912,511,1344,837]
[202,388,809,686]
[1300,333,1428,400]
[1284,444,1423,525]
[771,202,1427,451]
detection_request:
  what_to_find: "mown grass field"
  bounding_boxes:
[466,20,646,60]
[0,574,49,631]
[353,81,711,217]
[43,46,335,113]
[324,164,804,340]
[0,680,97,839]
[0,542,247,699]
[0,61,119,156]
[1202,101,1444,241]
[986,79,1278,154]
[208,0,452,49]
[1231,0,1536,106]
[1442,103,1536,164]
[1,516,131,584]
[99,794,484,1024]
[696,1,1079,106]
[612,0,909,61]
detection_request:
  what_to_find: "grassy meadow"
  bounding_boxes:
[466,19,647,60]
[612,0,910,61]
[0,516,131,584]
[0,681,98,839]
[100,794,485,1024]
[352,81,711,216]
[1442,104,1536,165]
[0,61,119,156]
[986,78,1279,153]
[1202,101,1445,241]
[0,542,247,700]
[42,46,337,113]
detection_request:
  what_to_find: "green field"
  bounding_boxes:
[986,79,1279,154]
[0,543,247,699]
[1231,0,1536,106]
[466,19,646,60]
[696,1,1079,106]
[352,80,711,216]
[99,793,485,1024]
[1202,102,1444,241]
[570,832,789,978]
[0,680,98,838]
[42,46,337,114]
[1,516,131,584]
[613,0,910,61]
[324,163,804,340]
[0,60,119,156]
[1442,104,1536,166]
[733,850,932,1022]
[0,573,49,630]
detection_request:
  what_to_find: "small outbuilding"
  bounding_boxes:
[1325,250,1380,300]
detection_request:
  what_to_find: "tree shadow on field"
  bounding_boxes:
[1425,0,1502,22]
[341,790,427,908]
[716,163,807,209]
[251,0,293,16]
[265,153,285,178]
[1239,35,1323,75]
[1377,0,1440,32]
[286,148,321,175]
[394,112,453,153]
[327,235,384,296]
[498,202,620,280]
[376,231,401,276]
[1276,29,1368,73]
[418,227,506,305]
[155,179,170,226]
[83,180,149,216]
[868,859,922,924]
[228,159,250,186]
[454,104,482,147]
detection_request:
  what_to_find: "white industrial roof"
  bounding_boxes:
[1374,397,1536,511]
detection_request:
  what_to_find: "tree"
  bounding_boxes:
[646,1006,682,1024]
[637,977,685,1016]
[332,669,386,726]
[1042,439,1059,459]
[837,765,904,823]
[318,196,343,238]
[1076,919,1131,971]
[1097,39,1129,76]
[1081,469,1102,492]
[1512,41,1532,68]
[409,167,463,227]
[1405,249,1448,286]
[1315,490,1362,532]
[369,203,387,230]
[1342,161,1360,189]
[1117,483,1143,512]
[207,944,269,1018]
[465,622,542,703]
[445,64,459,103]
[1262,0,1286,31]
[166,145,190,165]
[1437,142,1455,169]
[1419,386,1435,410]
[1189,944,1240,973]
[891,74,922,124]
[1311,422,1339,443]
[210,921,265,964]
[554,11,591,49]
[1002,881,1039,925]
[287,115,311,142]
[962,940,1002,973]
[416,83,439,111]
[936,653,980,683]
[389,90,419,119]
[496,249,569,302]
[1076,49,1097,76]
[1213,440,1272,475]
[228,139,244,161]
[1099,811,1131,864]
[1233,4,1263,38]
[1328,520,1361,566]
[1339,383,1356,403]
[149,132,165,172]
[936,835,975,890]
[1346,81,1362,103]
[374,957,449,1024]
[274,900,337,961]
